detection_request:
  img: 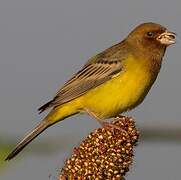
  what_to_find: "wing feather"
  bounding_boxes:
[38,42,128,113]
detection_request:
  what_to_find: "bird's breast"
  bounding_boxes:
[81,55,159,118]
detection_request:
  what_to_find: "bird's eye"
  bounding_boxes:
[147,32,153,37]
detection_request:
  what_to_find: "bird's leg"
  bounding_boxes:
[85,108,121,131]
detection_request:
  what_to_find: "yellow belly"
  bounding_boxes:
[80,56,154,118]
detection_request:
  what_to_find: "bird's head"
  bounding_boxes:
[126,22,176,56]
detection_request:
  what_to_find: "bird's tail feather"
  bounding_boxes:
[5,120,50,161]
[5,101,79,161]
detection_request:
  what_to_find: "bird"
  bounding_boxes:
[5,22,176,161]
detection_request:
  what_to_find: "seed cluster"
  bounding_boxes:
[59,116,139,180]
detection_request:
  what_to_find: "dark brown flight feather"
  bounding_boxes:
[38,43,126,113]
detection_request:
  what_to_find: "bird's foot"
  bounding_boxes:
[99,121,128,135]
[85,108,127,134]
[99,121,122,131]
[115,114,126,119]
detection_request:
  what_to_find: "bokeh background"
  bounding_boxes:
[0,0,181,179]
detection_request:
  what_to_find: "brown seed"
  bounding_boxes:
[59,116,139,179]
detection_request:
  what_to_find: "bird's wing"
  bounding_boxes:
[38,51,125,113]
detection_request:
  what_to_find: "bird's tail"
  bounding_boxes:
[5,120,50,161]
[5,100,79,161]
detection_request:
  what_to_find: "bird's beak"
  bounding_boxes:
[157,31,176,46]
